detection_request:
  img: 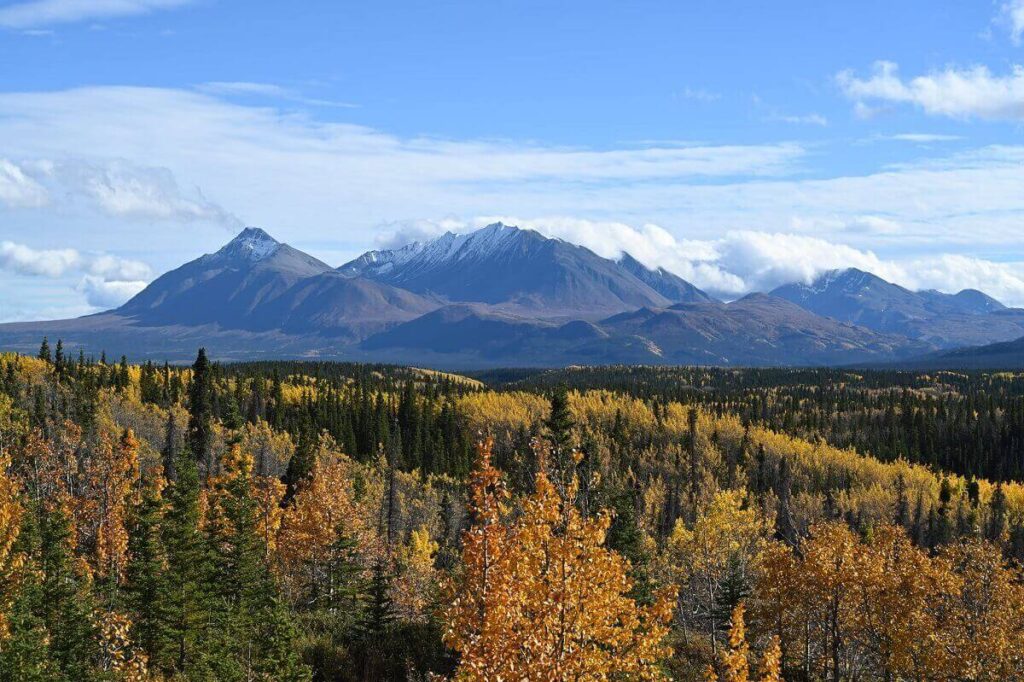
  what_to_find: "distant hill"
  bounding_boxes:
[900,335,1024,370]
[771,268,1024,348]
[0,225,1017,368]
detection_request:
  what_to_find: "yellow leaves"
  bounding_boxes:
[753,522,1024,680]
[445,440,675,681]
[670,490,772,576]
[275,455,366,602]
[239,419,294,477]
[706,604,780,682]
[96,610,149,680]
[79,429,141,583]
[456,391,549,435]
[393,525,439,622]
[719,603,750,682]
[0,447,24,643]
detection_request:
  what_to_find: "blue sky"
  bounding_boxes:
[3,0,1024,319]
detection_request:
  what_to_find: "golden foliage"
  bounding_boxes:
[753,521,1024,680]
[456,391,549,435]
[96,610,149,680]
[444,440,675,681]
[0,446,24,642]
[275,455,367,604]
[82,429,141,583]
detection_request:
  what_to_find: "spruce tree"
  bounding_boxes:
[187,348,214,473]
[161,450,211,675]
[37,338,50,364]
[124,476,173,673]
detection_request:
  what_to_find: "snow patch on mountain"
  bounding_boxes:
[215,227,281,263]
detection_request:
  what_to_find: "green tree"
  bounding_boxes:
[187,348,214,473]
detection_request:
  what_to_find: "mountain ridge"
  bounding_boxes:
[1,226,1021,368]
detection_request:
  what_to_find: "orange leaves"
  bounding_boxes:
[82,429,141,583]
[96,610,149,680]
[445,439,674,681]
[0,446,24,642]
[754,522,1024,680]
[275,454,366,603]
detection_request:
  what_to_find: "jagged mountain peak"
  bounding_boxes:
[618,251,715,304]
[215,227,282,263]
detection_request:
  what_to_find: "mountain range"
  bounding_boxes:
[1,224,1022,368]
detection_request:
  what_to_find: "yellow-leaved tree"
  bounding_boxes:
[0,444,24,642]
[706,603,781,682]
[444,439,675,680]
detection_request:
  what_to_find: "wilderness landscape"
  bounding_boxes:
[2,225,1023,369]
[5,1,1024,680]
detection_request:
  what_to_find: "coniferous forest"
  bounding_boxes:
[2,341,1024,680]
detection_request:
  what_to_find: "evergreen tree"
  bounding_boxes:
[124,475,173,672]
[187,348,215,473]
[37,505,100,681]
[37,338,51,364]
[161,450,212,675]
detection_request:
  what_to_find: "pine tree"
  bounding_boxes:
[161,450,210,675]
[37,505,100,681]
[124,474,173,672]
[187,348,214,474]
[37,338,50,364]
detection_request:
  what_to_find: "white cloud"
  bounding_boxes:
[0,240,151,309]
[196,82,358,109]
[0,159,48,208]
[76,275,147,308]
[71,160,240,224]
[0,0,195,29]
[0,241,79,277]
[466,216,1024,306]
[776,113,828,127]
[1001,0,1024,44]
[838,61,1024,120]
[1,157,239,226]
[0,240,150,281]
[886,133,961,143]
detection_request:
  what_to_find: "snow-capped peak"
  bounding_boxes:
[340,222,533,278]
[217,227,281,262]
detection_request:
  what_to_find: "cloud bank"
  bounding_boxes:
[417,216,1024,307]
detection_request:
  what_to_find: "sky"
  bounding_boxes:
[3,0,1024,320]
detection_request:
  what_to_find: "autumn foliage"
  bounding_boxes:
[444,439,675,680]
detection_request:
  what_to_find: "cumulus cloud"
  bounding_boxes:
[468,216,1024,306]
[76,275,147,308]
[0,240,151,308]
[1001,0,1024,44]
[373,217,467,250]
[838,61,1024,120]
[0,0,195,29]
[0,159,48,208]
[0,241,79,277]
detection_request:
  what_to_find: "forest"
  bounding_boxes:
[0,340,1023,680]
